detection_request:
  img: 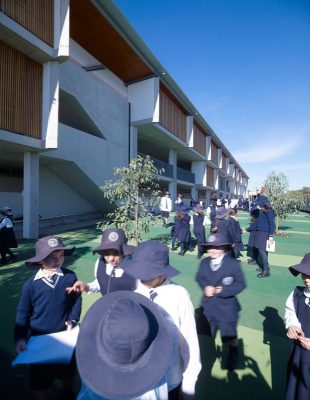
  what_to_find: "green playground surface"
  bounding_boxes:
[1,211,309,399]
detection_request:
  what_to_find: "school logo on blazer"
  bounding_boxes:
[222,276,234,285]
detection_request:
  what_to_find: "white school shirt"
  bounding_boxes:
[284,288,310,329]
[87,258,126,293]
[160,197,172,212]
[0,216,13,229]
[135,280,201,395]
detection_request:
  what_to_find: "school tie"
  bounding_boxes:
[50,274,58,284]
[149,289,158,302]
[165,198,168,209]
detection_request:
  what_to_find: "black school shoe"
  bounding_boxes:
[225,345,239,371]
[257,271,270,278]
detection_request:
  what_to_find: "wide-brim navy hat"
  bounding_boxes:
[76,291,173,400]
[25,236,75,266]
[194,205,205,213]
[202,233,232,249]
[122,240,180,281]
[176,205,190,214]
[1,206,13,216]
[216,207,229,219]
[289,253,310,276]
[93,228,136,256]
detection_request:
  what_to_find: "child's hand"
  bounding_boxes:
[287,326,304,340]
[204,286,216,297]
[214,286,223,294]
[299,336,310,350]
[66,281,89,294]
[65,321,75,330]
[15,339,27,354]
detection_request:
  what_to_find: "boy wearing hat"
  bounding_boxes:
[196,233,246,371]
[76,291,178,400]
[122,240,201,400]
[66,228,136,296]
[14,235,82,400]
[285,254,310,399]
[0,206,18,264]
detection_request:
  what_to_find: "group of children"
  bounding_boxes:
[12,210,309,399]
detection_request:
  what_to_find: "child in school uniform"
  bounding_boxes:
[66,228,136,296]
[173,206,192,256]
[285,253,310,400]
[122,240,201,400]
[190,204,210,259]
[210,206,231,236]
[228,207,244,259]
[246,208,260,265]
[14,235,82,400]
[0,206,18,264]
[196,233,246,370]
[76,290,181,400]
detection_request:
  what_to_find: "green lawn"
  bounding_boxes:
[1,211,309,399]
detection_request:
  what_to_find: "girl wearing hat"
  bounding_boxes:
[190,204,210,259]
[196,233,246,371]
[66,228,136,296]
[14,235,82,400]
[172,206,192,256]
[285,254,310,399]
[0,207,17,264]
[228,208,244,259]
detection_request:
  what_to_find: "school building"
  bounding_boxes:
[0,0,249,239]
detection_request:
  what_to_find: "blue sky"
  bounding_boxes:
[114,0,310,191]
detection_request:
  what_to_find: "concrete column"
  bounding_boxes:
[129,126,138,160]
[168,149,177,208]
[42,61,60,149]
[23,152,39,239]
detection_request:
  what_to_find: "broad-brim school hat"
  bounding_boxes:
[176,205,190,214]
[194,204,205,212]
[122,240,180,281]
[76,291,173,400]
[25,236,75,266]
[215,207,229,219]
[202,233,232,249]
[289,253,310,276]
[93,228,136,256]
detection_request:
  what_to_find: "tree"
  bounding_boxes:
[100,155,164,244]
[263,171,296,233]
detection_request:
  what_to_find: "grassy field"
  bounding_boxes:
[1,211,309,399]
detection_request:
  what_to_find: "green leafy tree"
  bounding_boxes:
[263,171,296,233]
[100,155,163,244]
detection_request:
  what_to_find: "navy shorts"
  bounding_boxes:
[206,317,238,342]
[161,211,169,218]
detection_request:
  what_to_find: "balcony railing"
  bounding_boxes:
[138,153,173,178]
[177,167,195,184]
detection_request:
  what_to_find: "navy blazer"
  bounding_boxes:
[196,254,246,322]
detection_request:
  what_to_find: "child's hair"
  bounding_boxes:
[177,212,186,220]
[229,208,237,217]
[211,219,218,233]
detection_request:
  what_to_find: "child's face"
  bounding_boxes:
[40,250,64,272]
[141,275,166,288]
[301,273,310,289]
[101,249,122,267]
[207,247,225,259]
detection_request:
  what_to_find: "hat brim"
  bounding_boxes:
[216,210,229,219]
[202,242,232,249]
[25,247,75,266]
[289,263,310,276]
[76,291,173,400]
[122,257,180,281]
[92,243,136,256]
